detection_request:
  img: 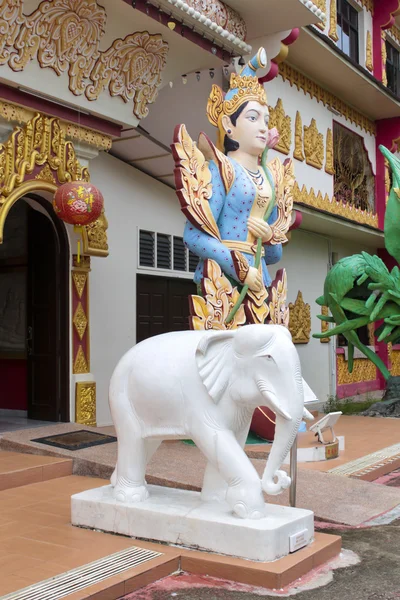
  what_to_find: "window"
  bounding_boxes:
[336,0,359,63]
[386,41,400,96]
[139,229,198,274]
[333,122,374,213]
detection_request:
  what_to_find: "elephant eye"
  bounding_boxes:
[266,354,272,360]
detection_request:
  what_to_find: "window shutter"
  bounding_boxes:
[157,234,171,269]
[139,230,155,267]
[188,250,198,273]
[173,237,186,271]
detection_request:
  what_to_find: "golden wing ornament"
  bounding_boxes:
[172,124,221,241]
[267,157,295,245]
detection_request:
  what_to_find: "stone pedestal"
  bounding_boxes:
[71,485,314,562]
[363,376,400,417]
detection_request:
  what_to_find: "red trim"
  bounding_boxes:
[122,0,229,62]
[259,29,299,84]
[337,380,382,399]
[375,118,400,229]
[289,209,303,231]
[373,0,400,82]
[0,83,122,138]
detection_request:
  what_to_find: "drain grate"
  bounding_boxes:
[328,443,400,476]
[2,546,163,600]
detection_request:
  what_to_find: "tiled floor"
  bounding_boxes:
[0,415,54,433]
[0,450,72,491]
[0,471,180,598]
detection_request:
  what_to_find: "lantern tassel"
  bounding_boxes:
[74,225,83,264]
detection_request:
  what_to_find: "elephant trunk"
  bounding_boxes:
[261,414,301,495]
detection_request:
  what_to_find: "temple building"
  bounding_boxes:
[0,0,399,426]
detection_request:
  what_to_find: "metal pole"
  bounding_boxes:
[289,435,298,507]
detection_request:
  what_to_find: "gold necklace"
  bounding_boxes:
[244,167,270,209]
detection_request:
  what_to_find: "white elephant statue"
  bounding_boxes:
[109,324,313,520]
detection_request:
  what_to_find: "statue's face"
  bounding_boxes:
[230,101,269,156]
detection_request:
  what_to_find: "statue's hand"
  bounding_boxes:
[247,217,273,243]
[244,266,263,292]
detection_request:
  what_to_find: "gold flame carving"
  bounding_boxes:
[289,290,311,344]
[268,98,291,155]
[304,118,324,170]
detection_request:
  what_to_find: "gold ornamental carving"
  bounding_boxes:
[35,164,57,184]
[389,346,400,377]
[73,254,91,270]
[337,354,376,385]
[75,381,96,426]
[10,0,107,96]
[293,182,378,228]
[314,0,326,30]
[279,63,375,135]
[328,0,339,42]
[325,128,334,175]
[288,290,311,344]
[359,0,373,12]
[382,31,388,87]
[304,119,324,170]
[0,0,24,66]
[0,0,169,120]
[293,112,305,162]
[320,305,330,343]
[81,209,108,257]
[388,25,400,47]
[73,345,89,374]
[86,31,169,120]
[72,271,88,298]
[366,31,373,72]
[268,98,291,155]
[268,269,289,328]
[73,302,88,340]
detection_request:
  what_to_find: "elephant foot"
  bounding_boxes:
[226,483,266,520]
[113,480,149,503]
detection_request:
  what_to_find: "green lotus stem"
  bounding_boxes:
[225,149,276,325]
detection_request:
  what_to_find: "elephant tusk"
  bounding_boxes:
[303,407,314,421]
[257,380,292,421]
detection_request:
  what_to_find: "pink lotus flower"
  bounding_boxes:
[267,127,280,149]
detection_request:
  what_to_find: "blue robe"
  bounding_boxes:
[183,157,282,288]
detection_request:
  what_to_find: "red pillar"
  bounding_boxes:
[373,0,400,82]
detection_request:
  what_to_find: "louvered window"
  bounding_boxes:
[157,234,171,269]
[188,250,198,273]
[139,230,154,267]
[173,237,186,271]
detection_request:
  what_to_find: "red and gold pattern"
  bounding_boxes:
[53,181,103,226]
[72,255,90,374]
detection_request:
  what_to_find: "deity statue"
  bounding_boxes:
[172,48,295,330]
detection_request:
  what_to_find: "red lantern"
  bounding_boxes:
[53,181,103,226]
[53,181,104,262]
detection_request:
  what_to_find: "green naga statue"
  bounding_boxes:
[313,146,400,382]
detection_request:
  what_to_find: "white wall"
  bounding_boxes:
[89,152,186,425]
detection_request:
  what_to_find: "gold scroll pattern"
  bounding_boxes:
[293,112,305,162]
[0,0,168,120]
[0,113,109,255]
[72,254,90,375]
[366,31,373,72]
[75,382,96,426]
[314,0,326,30]
[288,291,311,344]
[268,98,291,155]
[293,182,378,228]
[325,128,334,175]
[337,354,377,385]
[304,119,324,170]
[320,305,330,343]
[279,63,376,136]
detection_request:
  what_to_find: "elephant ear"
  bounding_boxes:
[196,331,236,404]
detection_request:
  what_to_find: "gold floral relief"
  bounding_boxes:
[72,271,87,298]
[73,302,88,340]
[325,128,334,175]
[10,0,107,97]
[320,305,330,343]
[267,158,294,245]
[268,99,291,155]
[293,182,378,228]
[73,345,89,374]
[337,354,376,385]
[35,164,57,184]
[293,112,305,162]
[304,119,324,170]
[0,0,24,66]
[279,63,375,136]
[289,291,311,344]
[81,209,109,257]
[328,0,339,42]
[382,31,388,87]
[390,349,400,377]
[268,269,289,328]
[366,31,373,72]
[75,381,96,426]
[86,31,169,120]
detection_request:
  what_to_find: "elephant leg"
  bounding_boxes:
[201,419,251,504]
[113,416,149,503]
[194,426,265,519]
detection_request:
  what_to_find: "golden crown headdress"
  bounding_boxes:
[207,48,268,151]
